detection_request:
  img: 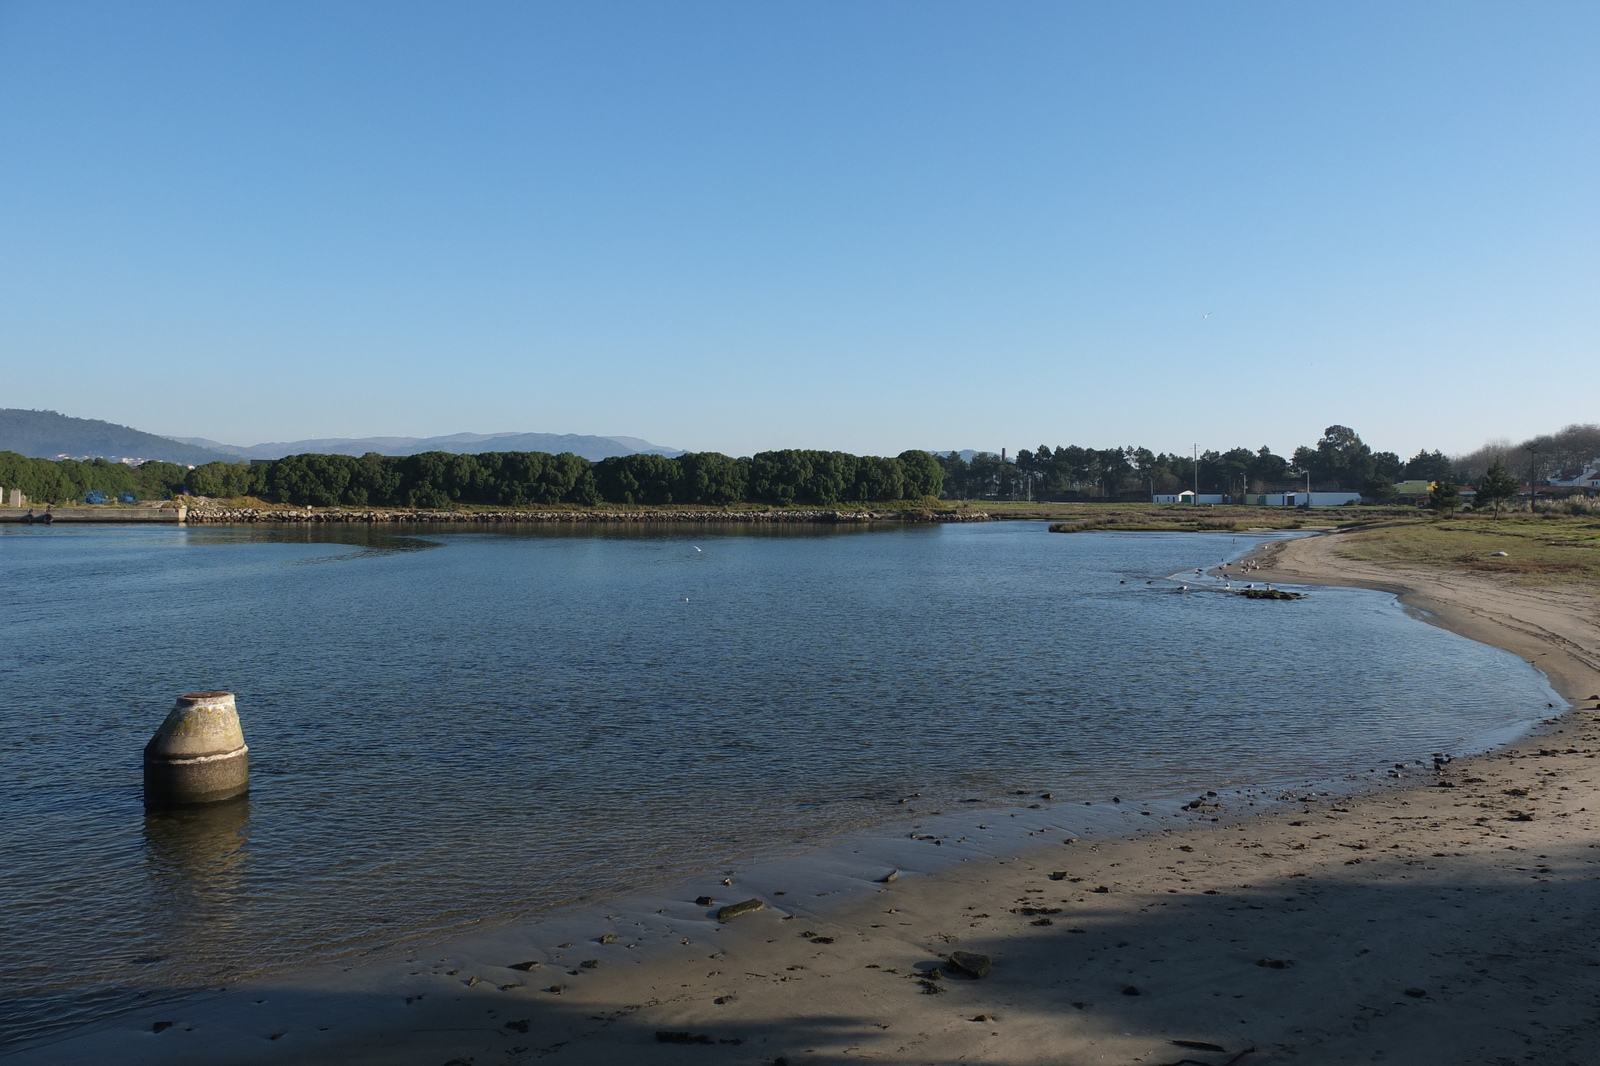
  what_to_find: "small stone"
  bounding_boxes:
[716,898,765,921]
[597,933,617,944]
[1122,985,1141,996]
[504,1019,530,1033]
[580,960,599,969]
[695,895,716,906]
[1404,987,1427,998]
[508,960,541,971]
[946,951,992,979]
[1049,871,1068,880]
[877,869,899,884]
[971,1013,991,1022]
[152,1021,173,1034]
[1091,885,1110,894]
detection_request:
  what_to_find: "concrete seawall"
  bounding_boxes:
[0,506,186,524]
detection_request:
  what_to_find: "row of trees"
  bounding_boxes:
[937,427,1458,501]
[1454,423,1600,485]
[12,422,1590,508]
[185,448,947,508]
[0,452,190,504]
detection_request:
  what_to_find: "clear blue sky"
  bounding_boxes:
[1,1,1594,459]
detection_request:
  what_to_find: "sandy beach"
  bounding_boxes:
[12,530,1600,1066]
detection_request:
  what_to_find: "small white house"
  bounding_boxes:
[1548,463,1600,491]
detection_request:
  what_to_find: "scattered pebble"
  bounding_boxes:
[716,898,765,922]
[946,951,992,979]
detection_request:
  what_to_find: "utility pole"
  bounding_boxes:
[1193,444,1199,497]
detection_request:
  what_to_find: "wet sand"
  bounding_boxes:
[12,531,1600,1066]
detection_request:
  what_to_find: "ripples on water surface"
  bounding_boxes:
[0,521,1557,1043]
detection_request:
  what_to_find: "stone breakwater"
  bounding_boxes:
[184,507,994,524]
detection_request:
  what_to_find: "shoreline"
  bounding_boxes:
[1,505,997,525]
[1248,531,1600,706]
[11,531,1600,1065]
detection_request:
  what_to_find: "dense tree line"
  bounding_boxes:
[0,452,189,504]
[14,422,1588,509]
[180,448,947,508]
[938,426,1461,501]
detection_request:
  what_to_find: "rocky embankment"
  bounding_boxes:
[184,506,993,524]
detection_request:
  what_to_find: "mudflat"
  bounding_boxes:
[13,531,1600,1066]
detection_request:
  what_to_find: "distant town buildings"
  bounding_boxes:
[1547,461,1600,492]
[53,453,160,465]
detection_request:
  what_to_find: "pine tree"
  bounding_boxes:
[1477,457,1520,519]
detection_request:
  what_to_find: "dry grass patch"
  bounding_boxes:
[1335,515,1600,589]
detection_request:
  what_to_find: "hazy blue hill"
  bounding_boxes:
[168,430,684,462]
[0,409,231,465]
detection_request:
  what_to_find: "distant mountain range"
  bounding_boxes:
[1,409,683,465]
[169,431,683,462]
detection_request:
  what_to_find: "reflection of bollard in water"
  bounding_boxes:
[144,797,251,930]
[144,691,250,807]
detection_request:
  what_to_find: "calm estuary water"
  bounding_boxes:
[0,521,1558,1044]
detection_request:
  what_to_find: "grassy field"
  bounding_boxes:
[1333,511,1600,589]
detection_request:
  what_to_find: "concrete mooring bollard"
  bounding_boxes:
[144,691,250,807]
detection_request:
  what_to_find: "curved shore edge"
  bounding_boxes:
[182,507,996,524]
[1251,531,1600,706]
[12,532,1600,1066]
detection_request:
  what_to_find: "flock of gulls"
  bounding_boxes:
[1117,557,1276,594]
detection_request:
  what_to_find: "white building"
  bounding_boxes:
[1152,491,1227,504]
[1547,462,1600,491]
[1243,491,1361,507]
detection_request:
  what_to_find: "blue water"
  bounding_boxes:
[0,521,1558,1044]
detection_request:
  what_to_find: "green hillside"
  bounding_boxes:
[0,409,229,466]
